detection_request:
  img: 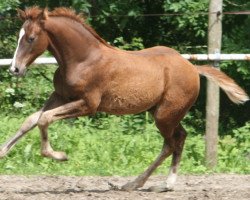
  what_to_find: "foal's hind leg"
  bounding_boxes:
[149,124,187,192]
[121,92,195,191]
[121,138,174,191]
[121,124,183,191]
[121,112,180,191]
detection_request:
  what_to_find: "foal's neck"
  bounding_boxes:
[45,17,103,70]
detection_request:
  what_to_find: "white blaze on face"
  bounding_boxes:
[10,28,25,70]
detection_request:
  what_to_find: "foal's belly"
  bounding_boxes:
[97,79,164,115]
[98,92,160,115]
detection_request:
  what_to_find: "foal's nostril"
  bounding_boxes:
[14,67,19,73]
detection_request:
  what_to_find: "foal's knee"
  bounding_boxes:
[37,112,51,128]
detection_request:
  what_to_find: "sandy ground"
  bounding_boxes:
[0,174,249,200]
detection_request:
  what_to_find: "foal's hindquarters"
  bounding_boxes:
[120,59,200,192]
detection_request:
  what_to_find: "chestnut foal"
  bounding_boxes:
[1,7,249,192]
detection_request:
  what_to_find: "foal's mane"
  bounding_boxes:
[24,6,113,48]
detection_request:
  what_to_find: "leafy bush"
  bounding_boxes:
[217,122,250,173]
[0,65,55,115]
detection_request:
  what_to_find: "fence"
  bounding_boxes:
[0,54,250,66]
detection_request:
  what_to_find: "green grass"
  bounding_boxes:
[0,114,249,176]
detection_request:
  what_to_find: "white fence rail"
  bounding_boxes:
[0,57,57,66]
[0,54,250,67]
[181,54,250,61]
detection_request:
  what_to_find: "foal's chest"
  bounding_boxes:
[53,69,86,99]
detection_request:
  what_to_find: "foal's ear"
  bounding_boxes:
[17,8,26,21]
[38,8,49,21]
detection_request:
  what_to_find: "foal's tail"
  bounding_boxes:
[196,65,249,104]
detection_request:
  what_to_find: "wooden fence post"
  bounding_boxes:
[205,0,223,168]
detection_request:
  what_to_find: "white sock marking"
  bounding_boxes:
[166,167,177,189]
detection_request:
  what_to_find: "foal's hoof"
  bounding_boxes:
[0,147,7,159]
[148,185,174,193]
[0,151,5,159]
[54,151,68,161]
[108,182,141,191]
[42,151,68,161]
[108,182,121,191]
[121,181,140,191]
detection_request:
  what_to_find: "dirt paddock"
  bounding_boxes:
[0,174,249,200]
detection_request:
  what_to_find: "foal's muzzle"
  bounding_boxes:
[9,65,26,77]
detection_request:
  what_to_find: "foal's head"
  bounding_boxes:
[10,7,49,76]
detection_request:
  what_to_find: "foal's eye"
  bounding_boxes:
[27,37,35,43]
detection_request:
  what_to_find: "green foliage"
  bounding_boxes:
[0,116,249,175]
[163,0,208,50]
[181,134,207,173]
[72,0,91,13]
[217,122,250,172]
[0,65,54,115]
[0,0,21,58]
[113,37,144,50]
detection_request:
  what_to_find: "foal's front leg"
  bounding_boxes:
[0,110,42,158]
[0,92,61,158]
[37,99,94,161]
